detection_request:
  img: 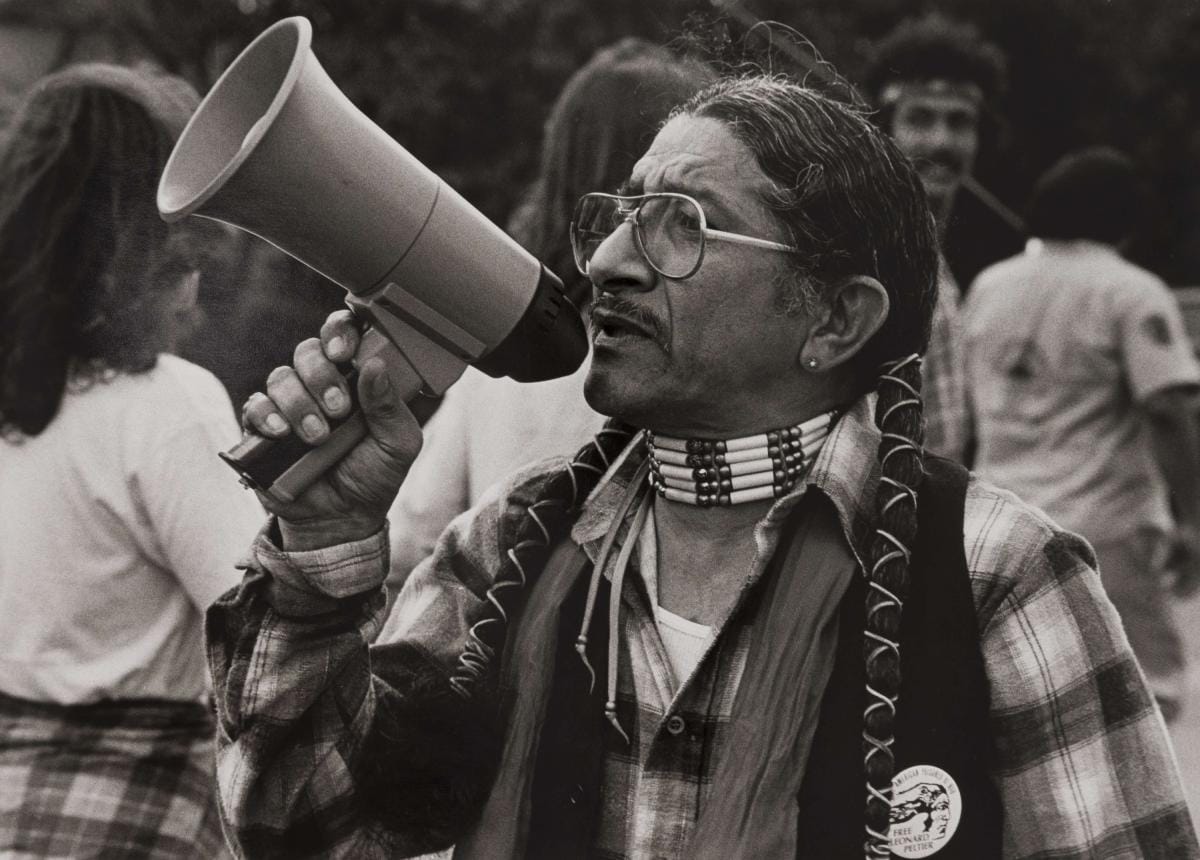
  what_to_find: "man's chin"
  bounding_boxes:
[583,362,650,426]
[582,363,621,414]
[919,172,963,203]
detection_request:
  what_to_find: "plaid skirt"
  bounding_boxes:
[0,690,229,859]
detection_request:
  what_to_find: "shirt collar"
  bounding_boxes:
[1033,238,1120,258]
[570,393,881,569]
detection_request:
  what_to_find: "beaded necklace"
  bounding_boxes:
[646,410,837,506]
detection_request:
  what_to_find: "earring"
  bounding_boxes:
[806,357,819,369]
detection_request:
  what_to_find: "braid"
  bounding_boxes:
[448,420,636,699]
[861,353,925,857]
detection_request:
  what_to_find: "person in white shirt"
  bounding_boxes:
[962,147,1200,719]
[0,64,263,858]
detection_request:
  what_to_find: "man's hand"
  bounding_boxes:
[241,310,423,551]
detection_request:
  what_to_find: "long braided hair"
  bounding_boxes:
[682,76,939,856]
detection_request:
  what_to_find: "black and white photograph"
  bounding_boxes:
[2,1,1200,857]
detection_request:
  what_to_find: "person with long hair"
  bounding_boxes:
[386,39,712,595]
[0,64,263,858]
[210,74,1192,857]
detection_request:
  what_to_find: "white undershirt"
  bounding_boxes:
[638,508,713,687]
[653,604,712,685]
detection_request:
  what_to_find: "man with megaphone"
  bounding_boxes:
[199,27,1195,860]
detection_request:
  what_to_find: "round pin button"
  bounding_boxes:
[665,715,686,735]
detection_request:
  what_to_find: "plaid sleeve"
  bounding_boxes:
[205,461,563,859]
[205,520,498,859]
[922,274,971,464]
[965,482,1200,859]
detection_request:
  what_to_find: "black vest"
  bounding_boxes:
[522,456,1001,858]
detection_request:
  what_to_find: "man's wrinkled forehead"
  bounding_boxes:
[626,115,776,204]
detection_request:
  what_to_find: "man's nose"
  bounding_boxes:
[587,221,656,294]
[927,119,964,152]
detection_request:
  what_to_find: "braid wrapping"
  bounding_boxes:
[861,354,925,858]
[448,420,637,700]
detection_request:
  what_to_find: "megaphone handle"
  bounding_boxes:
[219,404,367,505]
[220,330,427,504]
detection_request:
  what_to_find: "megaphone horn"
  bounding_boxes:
[158,17,587,503]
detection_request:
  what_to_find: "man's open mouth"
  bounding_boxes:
[591,308,652,341]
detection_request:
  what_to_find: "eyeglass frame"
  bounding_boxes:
[570,191,800,281]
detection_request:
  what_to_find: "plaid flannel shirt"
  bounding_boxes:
[0,694,229,859]
[923,257,972,464]
[207,395,1196,859]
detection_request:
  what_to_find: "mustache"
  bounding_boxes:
[913,151,966,173]
[588,295,668,347]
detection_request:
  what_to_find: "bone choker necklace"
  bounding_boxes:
[646,410,837,507]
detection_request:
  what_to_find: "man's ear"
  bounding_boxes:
[798,276,890,371]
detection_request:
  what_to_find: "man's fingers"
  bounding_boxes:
[320,310,361,363]
[265,365,329,444]
[242,391,290,437]
[358,357,423,467]
[294,338,352,418]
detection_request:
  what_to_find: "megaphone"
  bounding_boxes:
[158,16,587,503]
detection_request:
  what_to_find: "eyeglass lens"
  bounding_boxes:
[572,194,705,279]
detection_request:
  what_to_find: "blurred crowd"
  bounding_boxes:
[1,8,1199,858]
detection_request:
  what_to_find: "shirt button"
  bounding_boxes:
[666,715,686,736]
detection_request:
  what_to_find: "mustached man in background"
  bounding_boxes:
[866,14,1007,465]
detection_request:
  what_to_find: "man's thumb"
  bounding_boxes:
[357,356,421,462]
